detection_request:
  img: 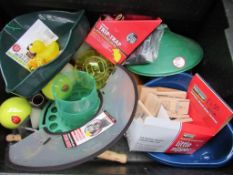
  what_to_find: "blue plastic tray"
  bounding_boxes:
[144,73,233,168]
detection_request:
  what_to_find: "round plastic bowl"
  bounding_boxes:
[144,73,233,168]
[127,26,203,77]
[0,10,89,98]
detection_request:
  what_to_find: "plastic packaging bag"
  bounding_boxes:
[125,24,166,65]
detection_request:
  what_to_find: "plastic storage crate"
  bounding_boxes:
[0,0,232,174]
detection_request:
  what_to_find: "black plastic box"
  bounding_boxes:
[0,0,232,174]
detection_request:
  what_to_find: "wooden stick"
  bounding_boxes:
[137,100,154,118]
[168,112,190,119]
[6,134,22,142]
[174,117,193,123]
[97,150,127,164]
[139,86,187,99]
[143,93,161,116]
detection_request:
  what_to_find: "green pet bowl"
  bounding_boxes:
[127,25,203,77]
[0,10,90,97]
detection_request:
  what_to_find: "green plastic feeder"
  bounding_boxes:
[126,25,203,77]
[40,70,100,133]
[0,10,90,97]
[53,70,100,129]
[76,52,114,89]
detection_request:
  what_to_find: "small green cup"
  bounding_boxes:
[52,70,100,129]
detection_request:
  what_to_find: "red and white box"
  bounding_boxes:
[85,15,162,64]
[126,74,233,154]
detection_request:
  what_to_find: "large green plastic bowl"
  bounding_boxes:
[126,26,203,77]
[0,10,90,97]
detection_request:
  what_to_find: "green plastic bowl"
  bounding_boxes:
[126,26,203,77]
[0,10,90,97]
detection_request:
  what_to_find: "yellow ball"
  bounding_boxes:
[0,97,32,129]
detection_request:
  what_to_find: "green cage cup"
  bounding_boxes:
[74,48,114,89]
[82,55,112,89]
[52,70,100,130]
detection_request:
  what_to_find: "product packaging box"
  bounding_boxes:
[126,74,233,154]
[85,15,162,64]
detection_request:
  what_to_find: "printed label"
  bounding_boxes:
[98,23,122,47]
[126,33,137,44]
[188,74,233,133]
[173,56,186,68]
[166,133,207,154]
[62,112,116,148]
[6,19,58,70]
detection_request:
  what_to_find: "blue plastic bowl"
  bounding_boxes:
[144,73,233,168]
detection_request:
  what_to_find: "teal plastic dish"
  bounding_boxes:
[0,10,89,97]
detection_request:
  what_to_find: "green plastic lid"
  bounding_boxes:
[126,26,203,77]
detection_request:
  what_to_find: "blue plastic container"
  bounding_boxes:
[144,73,233,168]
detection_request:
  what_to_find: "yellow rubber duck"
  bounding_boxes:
[27,40,60,70]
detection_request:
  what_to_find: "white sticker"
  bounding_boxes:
[173,57,186,68]
[62,112,116,148]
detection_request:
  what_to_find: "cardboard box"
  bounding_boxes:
[85,15,162,64]
[126,74,233,154]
